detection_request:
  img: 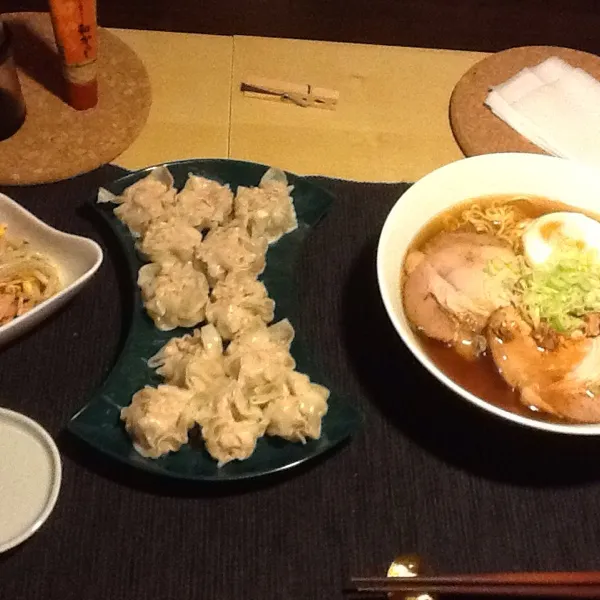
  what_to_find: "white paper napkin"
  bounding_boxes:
[485,57,600,166]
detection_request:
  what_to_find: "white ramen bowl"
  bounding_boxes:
[0,193,103,348]
[377,152,600,436]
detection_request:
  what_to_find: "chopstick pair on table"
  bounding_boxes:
[347,572,600,598]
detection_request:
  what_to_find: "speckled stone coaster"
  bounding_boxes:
[450,45,600,158]
[0,12,151,185]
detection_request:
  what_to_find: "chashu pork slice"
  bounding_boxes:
[403,232,519,359]
[487,306,600,423]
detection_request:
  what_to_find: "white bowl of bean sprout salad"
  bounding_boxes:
[0,193,103,347]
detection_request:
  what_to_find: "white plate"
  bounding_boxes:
[0,193,103,347]
[0,408,62,553]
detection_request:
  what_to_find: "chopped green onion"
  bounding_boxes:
[516,239,600,334]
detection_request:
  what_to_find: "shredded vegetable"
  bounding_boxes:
[0,224,61,326]
[515,239,600,334]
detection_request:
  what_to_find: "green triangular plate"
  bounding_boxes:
[69,159,363,481]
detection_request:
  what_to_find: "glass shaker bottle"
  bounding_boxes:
[0,21,26,141]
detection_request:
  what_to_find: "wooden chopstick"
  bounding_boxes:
[348,584,600,598]
[349,572,600,598]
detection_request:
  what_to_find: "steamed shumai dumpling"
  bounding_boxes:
[137,217,203,263]
[113,168,177,236]
[184,327,229,396]
[149,323,228,395]
[198,380,267,466]
[225,319,296,390]
[171,175,233,230]
[234,170,297,243]
[138,259,209,330]
[234,183,297,244]
[264,372,329,443]
[195,221,268,285]
[205,272,275,340]
[147,326,217,386]
[121,384,196,458]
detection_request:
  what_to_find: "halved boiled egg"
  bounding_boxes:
[522,211,600,267]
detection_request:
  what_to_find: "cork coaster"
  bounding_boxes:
[449,45,600,158]
[0,12,151,186]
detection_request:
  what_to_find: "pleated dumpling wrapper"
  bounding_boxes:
[98,167,177,236]
[224,319,296,392]
[234,167,298,243]
[205,271,275,340]
[148,324,228,396]
[121,384,196,458]
[170,175,233,230]
[138,258,209,330]
[198,380,268,467]
[137,217,203,263]
[195,221,268,286]
[264,371,329,443]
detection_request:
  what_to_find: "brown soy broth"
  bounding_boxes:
[403,193,600,423]
[418,336,528,416]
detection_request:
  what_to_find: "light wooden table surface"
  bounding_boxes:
[111,30,486,182]
[111,29,233,169]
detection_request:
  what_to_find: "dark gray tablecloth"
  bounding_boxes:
[2,168,600,600]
